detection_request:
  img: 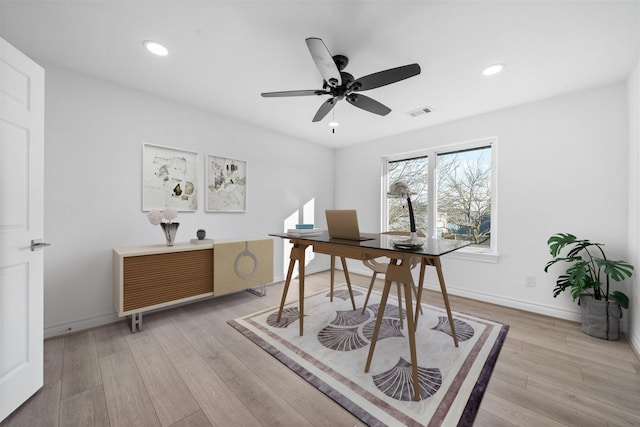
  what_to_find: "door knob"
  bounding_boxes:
[30,239,51,251]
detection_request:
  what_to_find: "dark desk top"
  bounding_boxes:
[269,231,471,257]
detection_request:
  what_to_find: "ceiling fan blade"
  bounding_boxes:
[312,98,337,122]
[261,90,326,97]
[305,37,342,88]
[346,94,391,116]
[352,63,421,92]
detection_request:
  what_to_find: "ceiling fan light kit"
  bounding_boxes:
[261,37,421,123]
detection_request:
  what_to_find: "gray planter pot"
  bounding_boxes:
[579,295,622,340]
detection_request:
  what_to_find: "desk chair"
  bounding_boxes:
[361,231,424,329]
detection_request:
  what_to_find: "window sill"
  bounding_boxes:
[445,248,500,263]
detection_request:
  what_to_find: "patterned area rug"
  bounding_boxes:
[229,285,508,426]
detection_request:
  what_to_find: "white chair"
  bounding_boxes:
[361,231,424,328]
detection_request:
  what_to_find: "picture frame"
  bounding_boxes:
[206,155,247,212]
[142,143,198,211]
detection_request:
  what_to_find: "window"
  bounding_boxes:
[383,138,497,260]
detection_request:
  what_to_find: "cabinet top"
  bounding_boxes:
[113,242,213,256]
[113,238,273,257]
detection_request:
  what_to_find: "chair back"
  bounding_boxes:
[363,231,425,272]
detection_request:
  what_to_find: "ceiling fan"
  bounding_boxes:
[261,37,421,122]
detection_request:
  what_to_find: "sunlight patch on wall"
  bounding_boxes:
[281,198,318,278]
[303,198,315,262]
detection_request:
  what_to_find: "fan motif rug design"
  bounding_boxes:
[229,285,508,426]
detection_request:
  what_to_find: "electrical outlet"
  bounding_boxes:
[525,276,536,287]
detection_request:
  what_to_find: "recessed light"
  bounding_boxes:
[328,121,339,127]
[482,63,504,76]
[143,41,168,56]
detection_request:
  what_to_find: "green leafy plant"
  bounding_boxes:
[544,233,633,308]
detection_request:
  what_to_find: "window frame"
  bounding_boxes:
[381,137,499,263]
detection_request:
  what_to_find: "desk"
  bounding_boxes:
[270,231,470,401]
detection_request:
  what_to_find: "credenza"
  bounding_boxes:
[113,238,273,331]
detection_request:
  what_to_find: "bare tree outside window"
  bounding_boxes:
[385,144,492,249]
[437,147,491,247]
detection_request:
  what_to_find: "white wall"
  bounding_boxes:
[628,61,640,353]
[41,62,638,348]
[335,83,632,327]
[43,64,334,337]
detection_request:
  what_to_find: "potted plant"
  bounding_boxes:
[544,233,634,340]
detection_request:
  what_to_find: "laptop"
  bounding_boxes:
[325,210,375,241]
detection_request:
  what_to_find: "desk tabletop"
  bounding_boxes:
[269,231,471,257]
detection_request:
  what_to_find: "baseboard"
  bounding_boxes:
[44,263,583,339]
[628,329,640,358]
[441,284,582,322]
[271,264,327,284]
[43,264,329,339]
[44,312,121,339]
[345,265,582,323]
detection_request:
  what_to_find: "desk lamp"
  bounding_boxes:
[387,181,422,247]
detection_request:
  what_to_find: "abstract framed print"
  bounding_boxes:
[206,155,247,212]
[142,143,198,211]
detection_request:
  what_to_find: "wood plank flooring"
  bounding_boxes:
[2,271,639,426]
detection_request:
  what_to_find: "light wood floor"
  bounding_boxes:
[3,271,640,427]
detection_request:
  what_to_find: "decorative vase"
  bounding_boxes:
[197,229,206,240]
[160,222,179,246]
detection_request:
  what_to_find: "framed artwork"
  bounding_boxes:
[142,143,198,211]
[206,155,247,212]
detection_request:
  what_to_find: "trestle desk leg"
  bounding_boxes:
[330,255,335,301]
[340,256,356,310]
[297,246,306,336]
[414,259,428,331]
[403,280,420,401]
[277,257,296,323]
[364,277,393,373]
[434,256,458,347]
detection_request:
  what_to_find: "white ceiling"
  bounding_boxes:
[1,0,638,148]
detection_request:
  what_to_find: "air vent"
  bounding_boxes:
[407,106,433,117]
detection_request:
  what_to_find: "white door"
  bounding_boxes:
[0,37,46,421]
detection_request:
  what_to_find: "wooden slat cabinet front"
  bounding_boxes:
[113,239,274,318]
[113,243,215,317]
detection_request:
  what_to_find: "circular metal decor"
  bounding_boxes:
[234,243,258,280]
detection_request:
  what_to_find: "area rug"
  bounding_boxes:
[229,284,508,426]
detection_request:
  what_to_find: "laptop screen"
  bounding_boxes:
[325,210,373,241]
